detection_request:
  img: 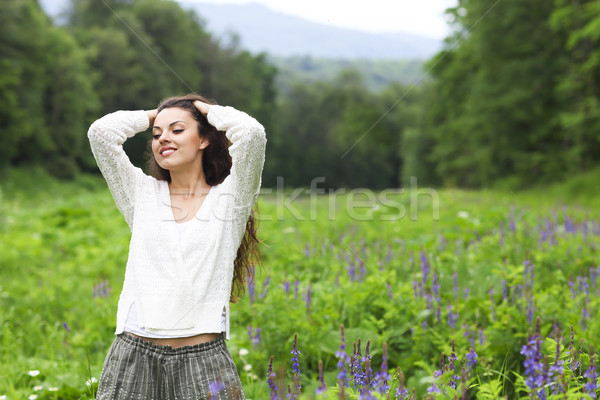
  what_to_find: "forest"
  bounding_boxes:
[1,0,599,190]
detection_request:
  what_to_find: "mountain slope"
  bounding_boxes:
[180,2,441,59]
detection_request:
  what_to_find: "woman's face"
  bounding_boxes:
[151,107,209,171]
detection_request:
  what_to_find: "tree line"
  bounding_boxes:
[1,0,598,189]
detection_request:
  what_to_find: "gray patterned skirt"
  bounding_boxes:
[96,333,245,400]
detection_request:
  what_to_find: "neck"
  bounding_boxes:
[169,169,210,198]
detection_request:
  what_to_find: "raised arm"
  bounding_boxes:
[87,110,152,228]
[195,101,267,218]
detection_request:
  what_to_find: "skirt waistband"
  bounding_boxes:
[116,332,225,356]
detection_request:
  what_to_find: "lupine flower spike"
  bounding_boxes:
[336,325,350,389]
[395,368,408,399]
[290,334,301,398]
[315,360,326,395]
[267,355,278,400]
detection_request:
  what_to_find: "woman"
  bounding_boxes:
[87,94,266,399]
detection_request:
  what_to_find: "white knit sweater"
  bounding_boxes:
[87,105,266,339]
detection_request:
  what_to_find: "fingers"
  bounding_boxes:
[146,109,158,127]
[193,100,211,116]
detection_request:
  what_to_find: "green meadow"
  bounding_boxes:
[1,168,599,399]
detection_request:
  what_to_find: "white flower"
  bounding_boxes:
[27,370,40,377]
[457,211,470,219]
[86,377,98,386]
[238,348,249,356]
[243,364,252,372]
[48,387,59,392]
[0,395,7,400]
[33,386,43,391]
[28,395,38,400]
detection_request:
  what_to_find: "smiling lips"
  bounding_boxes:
[159,147,177,157]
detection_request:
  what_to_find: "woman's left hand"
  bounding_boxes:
[193,100,212,117]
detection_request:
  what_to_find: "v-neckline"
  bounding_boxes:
[164,182,214,224]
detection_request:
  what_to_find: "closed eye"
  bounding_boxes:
[173,129,184,133]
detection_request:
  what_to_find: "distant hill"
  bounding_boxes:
[270,56,426,92]
[180,2,442,60]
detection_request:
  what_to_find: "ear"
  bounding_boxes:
[199,137,210,150]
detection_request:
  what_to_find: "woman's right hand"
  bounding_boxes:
[146,109,158,127]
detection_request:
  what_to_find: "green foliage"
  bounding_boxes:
[408,0,600,189]
[0,0,97,178]
[1,170,600,399]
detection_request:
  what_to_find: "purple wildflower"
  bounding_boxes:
[581,296,589,330]
[387,282,393,300]
[439,233,446,252]
[253,327,262,346]
[266,356,278,399]
[432,271,440,303]
[375,342,390,394]
[420,250,430,287]
[527,296,534,326]
[548,334,564,394]
[361,340,374,395]
[347,256,356,283]
[289,334,301,399]
[316,360,326,395]
[293,279,299,302]
[208,381,225,397]
[305,283,312,311]
[284,281,290,295]
[247,274,256,304]
[452,270,458,301]
[465,348,478,372]
[520,318,546,398]
[62,322,70,333]
[260,275,270,299]
[447,304,458,329]
[92,278,110,299]
[304,242,310,257]
[358,258,367,283]
[336,326,350,388]
[412,277,421,299]
[428,353,444,394]
[568,277,576,299]
[584,351,598,399]
[395,370,408,399]
[502,280,508,302]
[291,334,301,375]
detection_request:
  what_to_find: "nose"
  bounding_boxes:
[158,131,172,143]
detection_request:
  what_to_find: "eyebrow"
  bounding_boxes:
[153,120,187,130]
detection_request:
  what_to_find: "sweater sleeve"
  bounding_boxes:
[87,110,150,229]
[207,105,267,218]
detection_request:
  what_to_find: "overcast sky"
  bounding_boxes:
[184,0,458,39]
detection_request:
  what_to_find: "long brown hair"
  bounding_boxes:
[145,93,261,299]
